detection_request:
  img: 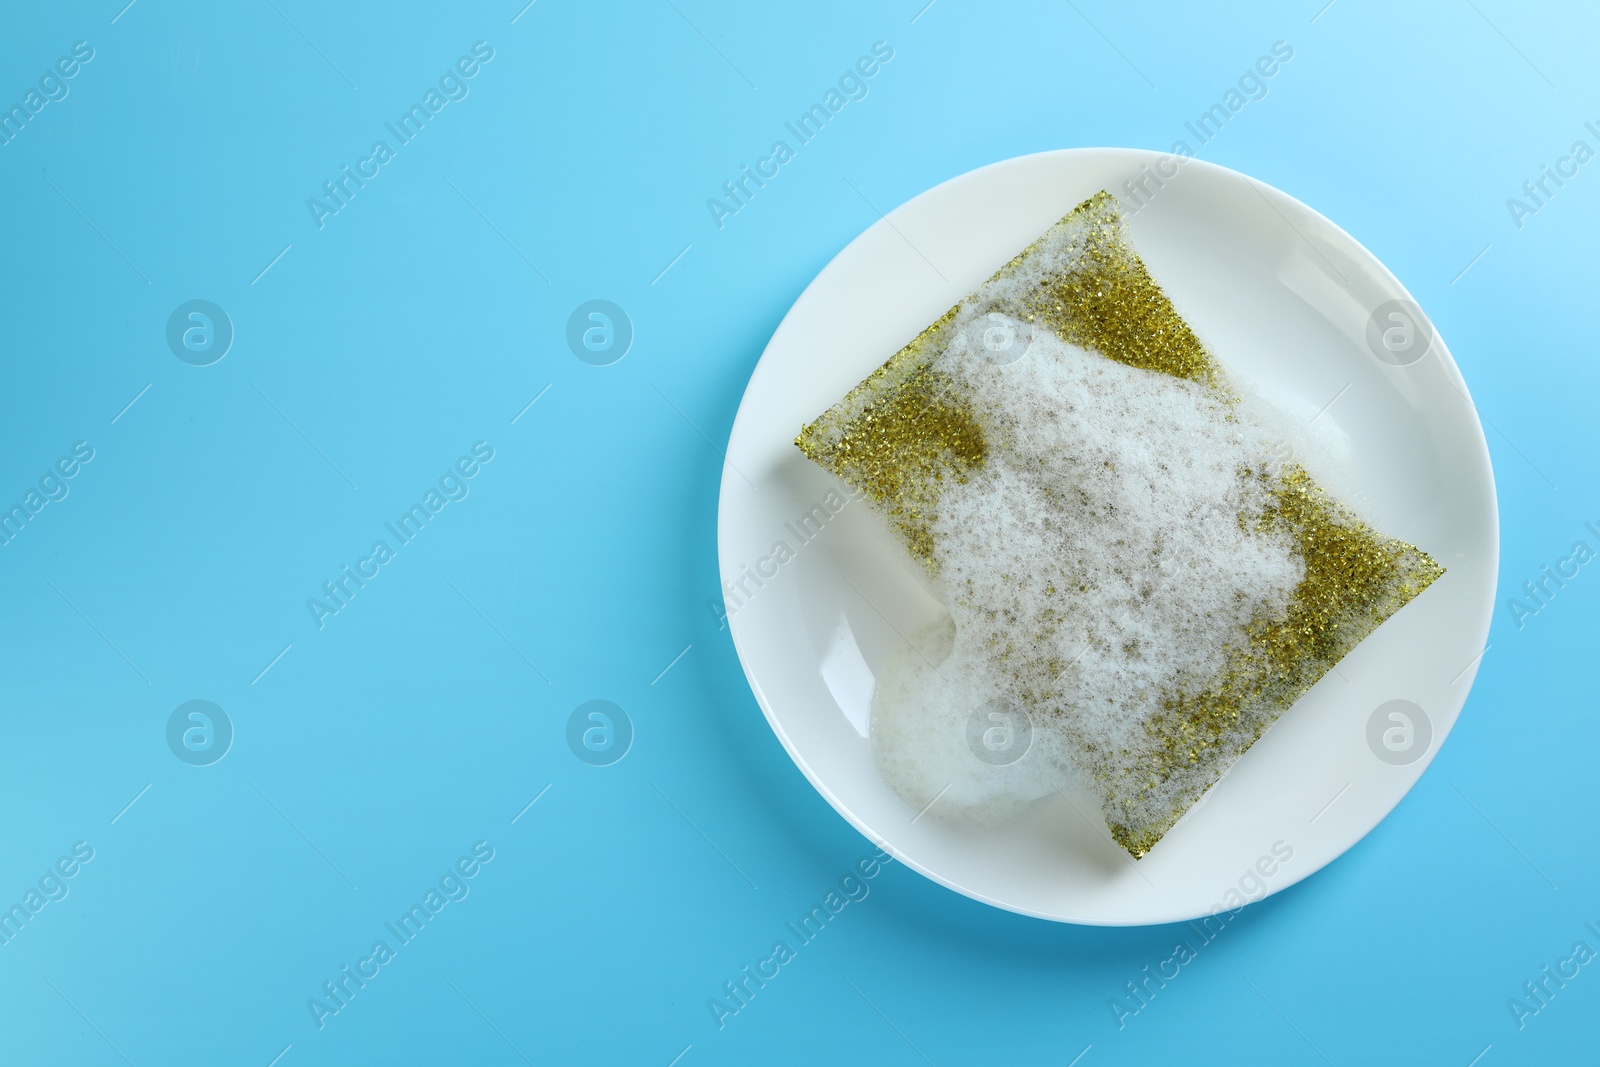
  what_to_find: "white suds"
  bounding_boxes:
[871,320,1308,830]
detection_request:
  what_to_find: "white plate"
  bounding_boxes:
[716,149,1498,925]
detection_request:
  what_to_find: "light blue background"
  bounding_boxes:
[0,1,1589,1063]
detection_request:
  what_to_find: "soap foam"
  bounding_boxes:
[870,319,1307,831]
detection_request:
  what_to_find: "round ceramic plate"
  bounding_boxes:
[716,148,1498,925]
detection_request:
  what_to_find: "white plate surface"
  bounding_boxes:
[717,148,1498,925]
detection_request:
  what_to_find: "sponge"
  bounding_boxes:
[797,192,1443,858]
